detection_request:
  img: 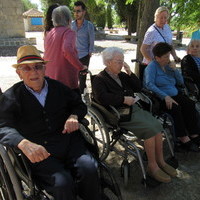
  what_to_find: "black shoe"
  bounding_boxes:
[190,136,200,146]
[178,140,200,152]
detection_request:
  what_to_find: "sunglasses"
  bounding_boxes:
[73,10,82,13]
[18,64,45,72]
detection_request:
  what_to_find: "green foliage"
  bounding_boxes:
[113,0,138,33]
[21,0,38,11]
[95,6,106,28]
[161,0,200,34]
[107,4,113,29]
[125,0,136,4]
[40,0,71,12]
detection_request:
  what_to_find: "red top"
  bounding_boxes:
[44,26,83,89]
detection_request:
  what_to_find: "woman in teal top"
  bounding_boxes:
[144,42,200,152]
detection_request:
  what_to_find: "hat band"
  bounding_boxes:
[17,55,44,64]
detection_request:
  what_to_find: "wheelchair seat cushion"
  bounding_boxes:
[119,104,163,140]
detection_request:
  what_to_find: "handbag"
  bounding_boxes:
[117,105,132,122]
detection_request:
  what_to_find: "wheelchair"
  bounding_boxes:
[0,121,123,200]
[82,71,178,187]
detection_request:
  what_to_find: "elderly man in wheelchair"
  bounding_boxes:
[0,45,102,200]
[92,47,177,183]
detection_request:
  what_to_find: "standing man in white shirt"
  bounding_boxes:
[72,1,95,94]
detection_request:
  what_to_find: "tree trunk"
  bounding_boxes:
[135,0,160,76]
[127,16,132,36]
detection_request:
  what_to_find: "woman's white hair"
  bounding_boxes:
[102,47,124,65]
[52,5,72,27]
[187,39,200,54]
[154,6,170,21]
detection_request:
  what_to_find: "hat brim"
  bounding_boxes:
[12,60,49,68]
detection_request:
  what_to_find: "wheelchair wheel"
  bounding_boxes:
[99,162,123,200]
[86,106,110,161]
[0,157,17,200]
[0,145,24,200]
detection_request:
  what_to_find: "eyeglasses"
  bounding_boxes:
[73,10,82,13]
[18,64,45,72]
[112,59,124,64]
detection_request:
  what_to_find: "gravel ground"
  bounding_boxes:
[1,32,199,200]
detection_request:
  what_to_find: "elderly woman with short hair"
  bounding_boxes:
[44,5,86,92]
[140,6,180,65]
[181,39,200,91]
[92,47,177,183]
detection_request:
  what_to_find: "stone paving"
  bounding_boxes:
[0,32,199,200]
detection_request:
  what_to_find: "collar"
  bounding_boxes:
[25,79,48,94]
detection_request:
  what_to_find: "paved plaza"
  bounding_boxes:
[1,32,199,200]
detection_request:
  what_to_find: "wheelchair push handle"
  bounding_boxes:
[131,58,142,64]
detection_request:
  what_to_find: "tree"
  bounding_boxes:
[161,0,200,33]
[21,0,38,11]
[134,0,159,76]
[107,4,113,29]
[112,0,138,35]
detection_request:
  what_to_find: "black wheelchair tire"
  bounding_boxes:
[0,145,23,200]
[86,106,110,161]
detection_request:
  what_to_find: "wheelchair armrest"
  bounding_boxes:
[109,105,120,119]
[91,101,119,126]
[137,88,163,115]
[141,88,156,97]
[80,118,89,127]
[183,75,195,83]
[136,92,153,113]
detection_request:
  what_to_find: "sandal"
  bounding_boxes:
[147,168,171,183]
[160,164,177,177]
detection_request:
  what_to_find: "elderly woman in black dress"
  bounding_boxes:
[92,47,177,183]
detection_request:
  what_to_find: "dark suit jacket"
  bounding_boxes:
[181,54,200,90]
[92,70,142,107]
[0,77,87,149]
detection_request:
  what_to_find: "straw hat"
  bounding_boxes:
[12,45,48,68]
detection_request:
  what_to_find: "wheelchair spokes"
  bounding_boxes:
[86,106,110,161]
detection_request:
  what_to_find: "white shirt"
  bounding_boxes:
[142,23,173,64]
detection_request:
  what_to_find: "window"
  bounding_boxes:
[31,18,43,25]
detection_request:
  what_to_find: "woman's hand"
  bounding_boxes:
[17,139,50,163]
[123,62,132,75]
[124,96,138,106]
[165,96,178,109]
[174,56,181,63]
[140,44,153,64]
[62,115,79,134]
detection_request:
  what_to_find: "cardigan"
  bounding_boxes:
[92,70,142,107]
[144,60,184,100]
[44,26,83,89]
[181,54,200,91]
[0,77,87,147]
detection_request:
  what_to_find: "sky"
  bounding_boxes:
[30,0,42,10]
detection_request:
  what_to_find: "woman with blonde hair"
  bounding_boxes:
[140,6,180,65]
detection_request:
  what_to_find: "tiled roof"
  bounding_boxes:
[23,8,43,17]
